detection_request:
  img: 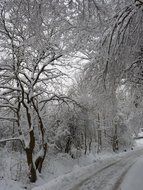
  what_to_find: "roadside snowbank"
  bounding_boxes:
[32,160,118,190]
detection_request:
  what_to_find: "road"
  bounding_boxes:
[70,148,143,190]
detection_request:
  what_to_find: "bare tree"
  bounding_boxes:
[0,0,75,182]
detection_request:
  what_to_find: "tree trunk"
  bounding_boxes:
[84,127,87,155]
[112,123,118,152]
[65,137,72,154]
[35,143,48,173]
[97,129,102,153]
[88,137,92,153]
[25,128,37,182]
[25,148,37,182]
[97,113,102,153]
[112,136,118,152]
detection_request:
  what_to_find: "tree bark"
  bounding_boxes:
[25,148,37,182]
[112,123,118,152]
[65,137,72,154]
[89,137,92,153]
[25,128,37,182]
[97,129,102,153]
[35,143,48,173]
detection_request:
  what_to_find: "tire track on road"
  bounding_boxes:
[71,149,143,190]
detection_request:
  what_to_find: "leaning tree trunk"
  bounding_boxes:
[35,143,48,173]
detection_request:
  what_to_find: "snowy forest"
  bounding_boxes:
[0,0,143,190]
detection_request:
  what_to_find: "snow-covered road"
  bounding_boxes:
[121,155,143,190]
[71,154,136,190]
[71,149,143,190]
[32,148,143,190]
[71,148,143,190]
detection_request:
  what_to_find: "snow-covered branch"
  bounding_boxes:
[0,137,22,143]
[32,54,62,87]
[0,117,17,122]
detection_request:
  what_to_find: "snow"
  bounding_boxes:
[0,149,28,190]
[31,151,134,190]
[32,160,114,190]
[0,137,21,143]
[138,131,143,137]
[121,155,143,190]
[135,138,143,146]
[34,148,44,161]
[1,140,143,190]
[0,179,23,190]
[41,151,122,182]
[31,140,143,190]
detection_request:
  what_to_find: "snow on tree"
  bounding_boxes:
[0,0,78,182]
[0,0,142,186]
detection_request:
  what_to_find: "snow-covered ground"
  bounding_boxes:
[1,139,143,190]
[32,148,143,190]
[0,179,24,190]
[135,138,143,146]
[0,150,123,190]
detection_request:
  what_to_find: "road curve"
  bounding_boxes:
[70,148,143,190]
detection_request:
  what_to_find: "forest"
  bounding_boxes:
[0,0,143,189]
